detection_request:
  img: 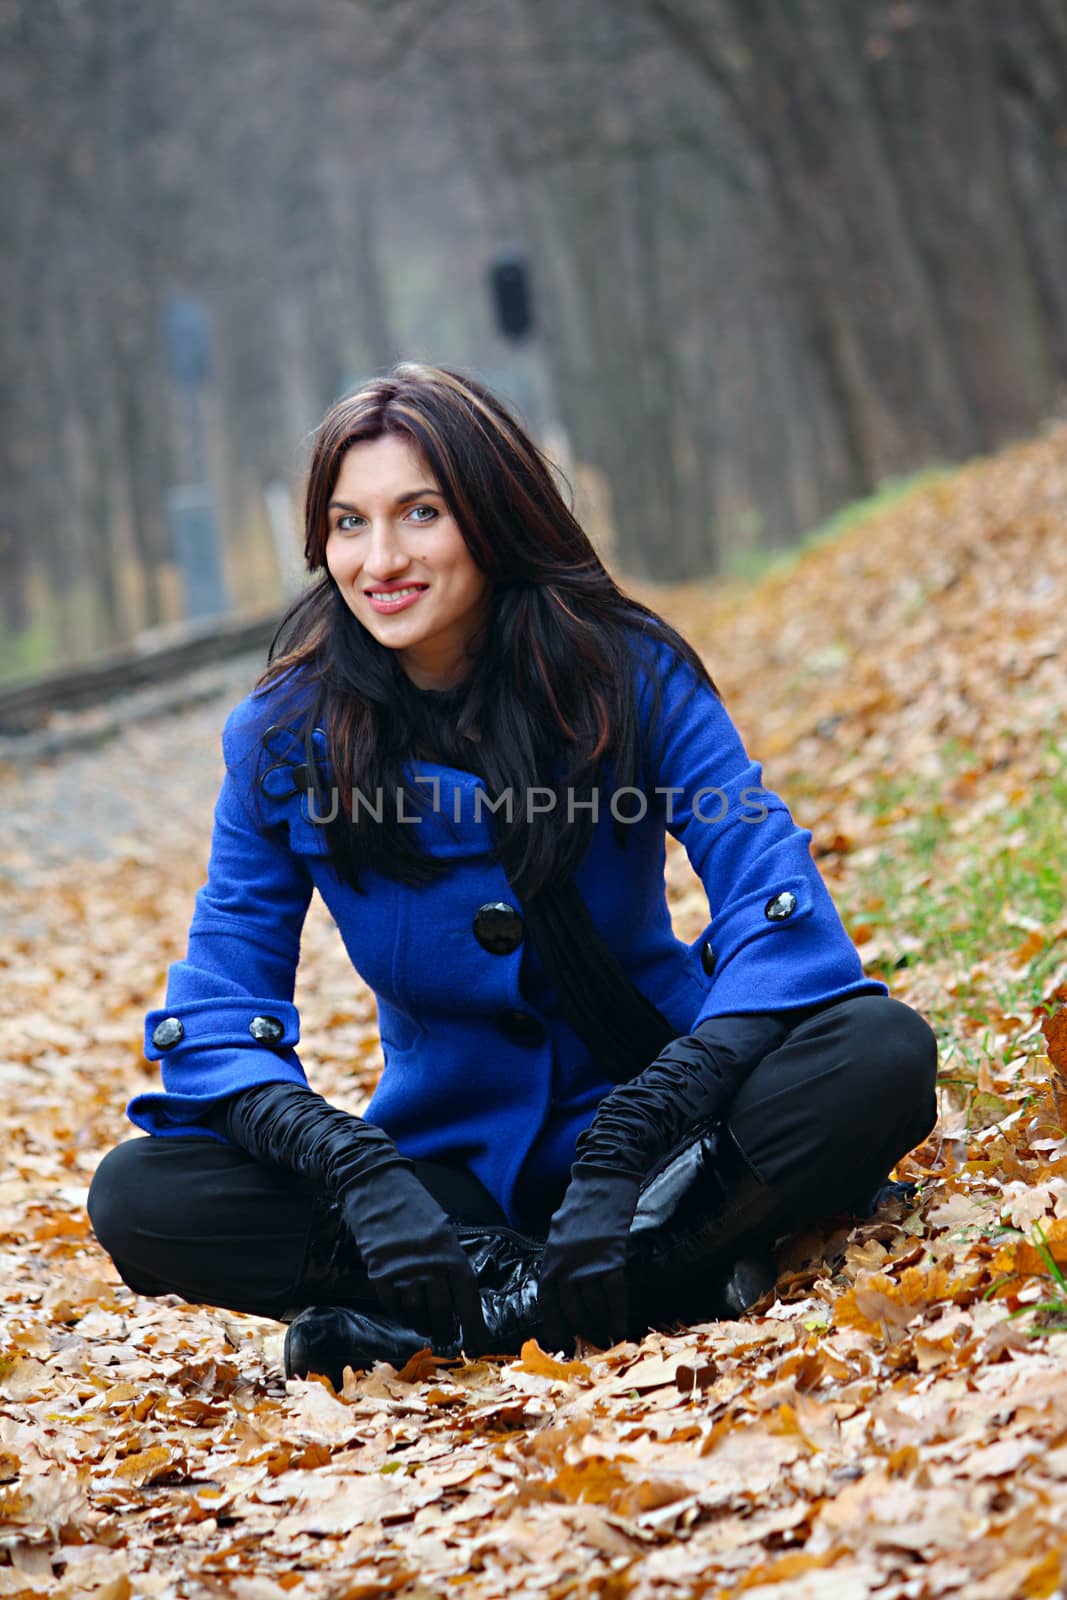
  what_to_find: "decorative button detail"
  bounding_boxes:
[152,1017,185,1051]
[249,1015,285,1043]
[764,890,798,922]
[259,724,328,800]
[701,940,717,976]
[496,1009,546,1046]
[473,901,525,955]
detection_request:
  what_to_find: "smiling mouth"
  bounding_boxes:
[365,585,428,599]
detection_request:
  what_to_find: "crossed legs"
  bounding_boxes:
[87,995,938,1329]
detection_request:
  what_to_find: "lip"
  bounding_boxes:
[365,584,428,614]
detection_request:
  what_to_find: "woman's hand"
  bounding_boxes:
[341,1167,489,1353]
[536,1015,794,1352]
[537,1167,643,1354]
[201,1079,489,1353]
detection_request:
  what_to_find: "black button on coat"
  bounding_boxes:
[473,902,525,955]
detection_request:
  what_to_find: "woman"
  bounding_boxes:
[87,363,938,1384]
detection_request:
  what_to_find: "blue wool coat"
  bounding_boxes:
[128,634,886,1228]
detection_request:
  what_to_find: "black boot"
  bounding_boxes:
[282,1126,783,1382]
[624,1121,917,1334]
[624,1118,791,1334]
[282,1217,546,1387]
[848,1177,918,1218]
[282,1133,910,1384]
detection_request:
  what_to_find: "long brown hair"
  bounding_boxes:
[253,362,718,901]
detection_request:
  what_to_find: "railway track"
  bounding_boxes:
[0,609,285,759]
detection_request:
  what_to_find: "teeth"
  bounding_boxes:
[369,587,425,600]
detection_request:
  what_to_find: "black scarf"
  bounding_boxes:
[520,876,678,1082]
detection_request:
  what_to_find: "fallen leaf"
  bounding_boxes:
[516,1339,592,1382]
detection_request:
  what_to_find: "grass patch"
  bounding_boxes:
[0,615,62,683]
[1002,1223,1067,1336]
[0,577,106,685]
[833,727,1067,1073]
[721,466,953,587]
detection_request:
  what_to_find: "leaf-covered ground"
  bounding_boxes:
[2,425,1067,1598]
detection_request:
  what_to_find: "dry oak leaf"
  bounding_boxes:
[833,1263,959,1335]
[113,1445,183,1487]
[1012,930,1047,967]
[0,1355,52,1401]
[599,1350,694,1394]
[737,1548,852,1590]
[0,1467,93,1536]
[992,1216,1067,1277]
[1041,1007,1067,1075]
[548,1456,635,1506]
[547,1456,691,1517]
[516,1339,592,1383]
[267,1469,439,1536]
[1021,1549,1064,1600]
[393,1346,458,1383]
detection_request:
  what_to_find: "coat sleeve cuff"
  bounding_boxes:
[125,1057,309,1137]
[688,873,888,1021]
[144,997,300,1060]
[132,997,308,1135]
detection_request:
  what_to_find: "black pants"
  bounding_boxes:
[87,995,938,1324]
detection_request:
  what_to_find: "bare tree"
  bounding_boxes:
[3,0,1067,670]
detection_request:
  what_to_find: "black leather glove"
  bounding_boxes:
[537,1011,793,1353]
[571,1012,794,1178]
[337,1165,489,1351]
[204,1082,488,1353]
[537,1166,642,1354]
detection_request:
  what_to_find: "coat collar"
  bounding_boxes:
[399,758,497,859]
[258,721,550,862]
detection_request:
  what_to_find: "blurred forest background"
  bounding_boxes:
[3,0,1067,680]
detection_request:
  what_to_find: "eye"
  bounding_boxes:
[333,506,439,532]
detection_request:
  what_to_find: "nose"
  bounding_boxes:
[363,519,413,581]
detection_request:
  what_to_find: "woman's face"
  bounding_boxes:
[325,434,492,691]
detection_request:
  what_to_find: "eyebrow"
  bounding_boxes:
[328,488,442,514]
